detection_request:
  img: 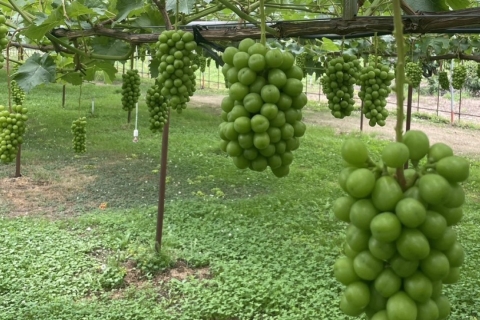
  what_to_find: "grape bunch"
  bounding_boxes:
[405,62,422,88]
[146,81,169,133]
[334,130,469,320]
[71,117,86,153]
[358,63,395,127]
[155,30,198,113]
[295,52,308,77]
[121,69,141,112]
[11,80,25,106]
[0,13,8,69]
[451,65,467,90]
[0,105,28,164]
[438,71,450,91]
[219,38,308,178]
[321,54,361,119]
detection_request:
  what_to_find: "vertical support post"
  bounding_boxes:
[15,145,21,178]
[450,60,454,124]
[155,109,171,252]
[360,101,364,131]
[406,85,413,132]
[343,0,357,20]
[62,85,66,108]
[459,89,462,122]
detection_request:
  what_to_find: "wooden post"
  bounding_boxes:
[343,0,357,20]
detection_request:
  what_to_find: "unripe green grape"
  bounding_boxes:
[405,62,422,88]
[121,69,141,112]
[438,71,450,91]
[146,81,169,133]
[451,65,466,90]
[71,117,87,153]
[0,104,28,163]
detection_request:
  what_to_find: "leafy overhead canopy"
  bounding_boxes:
[91,37,131,57]
[115,0,143,23]
[166,0,196,14]
[14,53,57,92]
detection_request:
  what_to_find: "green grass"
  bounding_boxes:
[0,69,479,319]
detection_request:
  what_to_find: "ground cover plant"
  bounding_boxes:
[0,70,479,319]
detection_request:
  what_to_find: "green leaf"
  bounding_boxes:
[91,37,131,57]
[59,72,84,86]
[78,0,109,15]
[13,53,56,92]
[319,38,339,52]
[149,58,160,79]
[166,0,196,14]
[23,8,63,41]
[404,0,449,12]
[85,61,117,83]
[115,0,143,22]
[446,0,470,10]
[66,2,96,19]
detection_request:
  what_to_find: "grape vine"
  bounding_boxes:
[0,105,28,164]
[219,38,307,178]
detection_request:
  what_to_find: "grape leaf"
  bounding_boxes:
[59,72,84,86]
[23,8,63,41]
[319,38,340,52]
[85,61,117,83]
[446,0,470,10]
[115,0,143,22]
[149,58,160,79]
[166,0,196,14]
[78,0,109,15]
[404,0,448,12]
[66,2,96,18]
[13,53,56,92]
[91,37,131,57]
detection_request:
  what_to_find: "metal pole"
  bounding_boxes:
[450,60,454,124]
[15,146,21,178]
[458,89,462,122]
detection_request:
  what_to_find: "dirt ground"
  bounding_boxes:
[191,94,480,157]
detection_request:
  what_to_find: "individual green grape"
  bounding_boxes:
[121,69,141,112]
[11,80,25,106]
[438,71,450,91]
[0,104,28,164]
[321,54,361,119]
[219,39,307,178]
[405,62,422,88]
[146,81,169,133]
[358,62,395,127]
[451,65,467,90]
[333,131,469,320]
[155,30,198,112]
[71,117,87,153]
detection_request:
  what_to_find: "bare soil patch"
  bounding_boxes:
[0,166,96,217]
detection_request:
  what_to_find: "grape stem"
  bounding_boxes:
[259,0,266,45]
[392,0,407,188]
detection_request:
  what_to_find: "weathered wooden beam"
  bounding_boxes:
[47,7,480,44]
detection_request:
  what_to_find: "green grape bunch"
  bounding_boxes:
[121,69,141,112]
[0,105,28,164]
[219,38,308,178]
[71,117,87,153]
[146,81,169,133]
[334,130,469,320]
[295,52,308,76]
[358,62,395,127]
[438,71,450,91]
[405,62,423,88]
[321,54,361,119]
[0,13,8,69]
[451,65,467,90]
[155,30,198,113]
[11,80,25,106]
